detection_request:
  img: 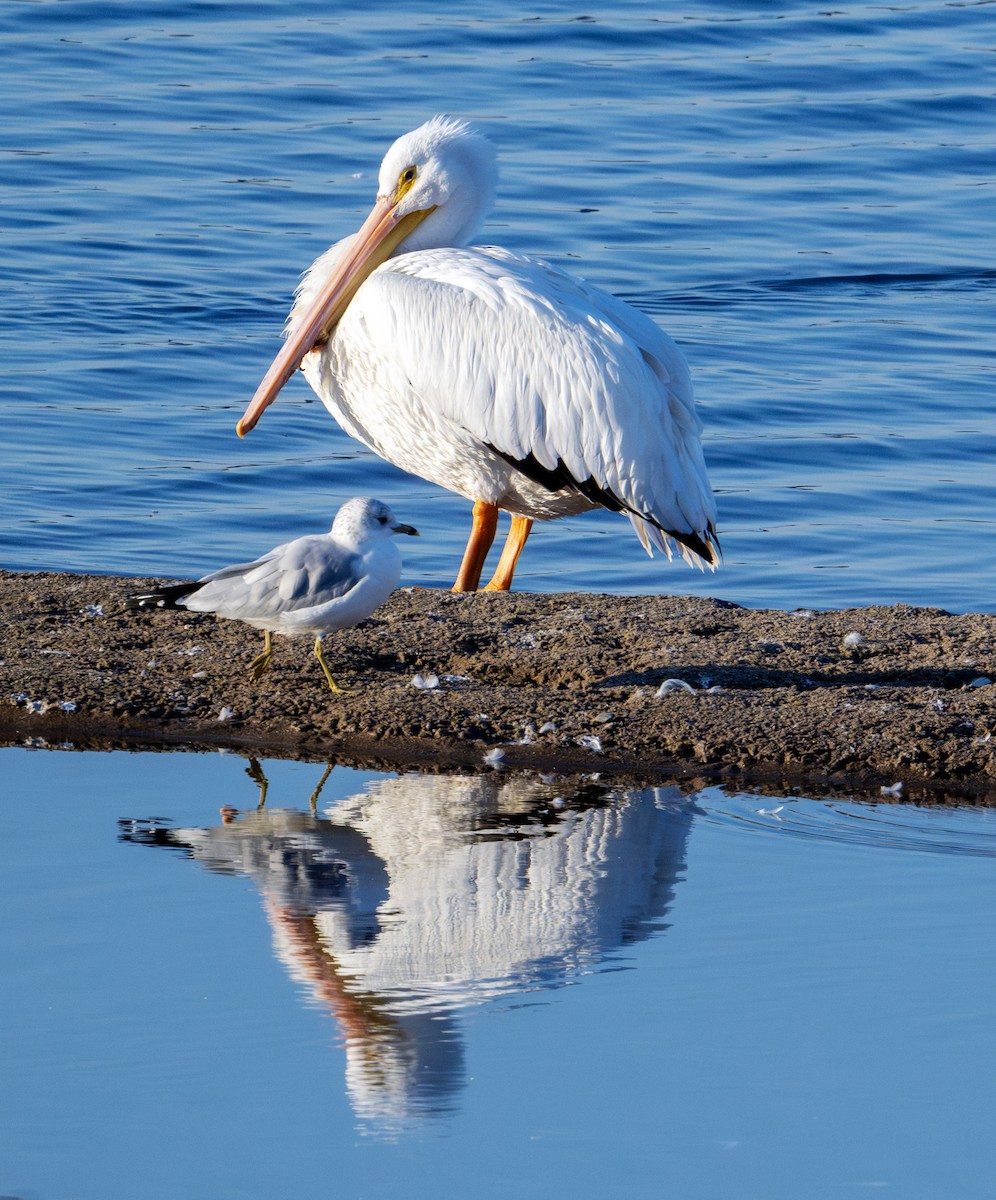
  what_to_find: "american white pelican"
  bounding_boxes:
[128,497,418,691]
[237,116,719,592]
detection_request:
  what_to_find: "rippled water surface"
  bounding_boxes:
[4,0,994,608]
[2,746,995,1199]
[4,7,996,1195]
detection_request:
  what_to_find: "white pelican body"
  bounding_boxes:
[238,117,719,591]
[129,496,418,691]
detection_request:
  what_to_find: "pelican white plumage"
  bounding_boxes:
[237,116,719,592]
[128,497,418,692]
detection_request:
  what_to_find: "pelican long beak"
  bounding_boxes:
[236,196,435,437]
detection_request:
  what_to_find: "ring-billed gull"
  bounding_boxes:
[128,497,418,692]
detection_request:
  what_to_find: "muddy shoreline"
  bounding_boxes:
[3,569,995,803]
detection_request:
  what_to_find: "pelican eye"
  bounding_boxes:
[397,164,418,197]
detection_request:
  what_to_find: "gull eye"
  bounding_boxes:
[378,514,389,525]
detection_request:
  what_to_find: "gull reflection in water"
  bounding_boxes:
[121,762,695,1129]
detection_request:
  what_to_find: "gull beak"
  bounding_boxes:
[237,195,436,437]
[392,523,419,537]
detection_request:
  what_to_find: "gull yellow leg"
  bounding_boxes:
[314,636,346,693]
[452,499,499,592]
[483,516,534,592]
[249,630,274,680]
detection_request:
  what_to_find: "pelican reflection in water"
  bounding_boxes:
[121,765,694,1128]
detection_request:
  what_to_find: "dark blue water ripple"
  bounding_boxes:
[698,788,996,859]
[3,0,994,609]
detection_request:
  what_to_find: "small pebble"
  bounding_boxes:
[577,734,603,753]
[656,678,696,697]
[217,707,235,722]
[412,673,440,690]
[968,677,992,689]
[539,721,558,735]
[843,631,864,647]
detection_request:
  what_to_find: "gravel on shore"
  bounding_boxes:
[3,569,995,803]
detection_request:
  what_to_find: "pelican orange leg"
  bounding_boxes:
[483,516,533,591]
[452,499,500,591]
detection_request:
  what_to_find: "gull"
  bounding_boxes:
[236,115,719,592]
[128,497,418,692]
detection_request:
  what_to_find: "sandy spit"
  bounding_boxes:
[2,569,995,803]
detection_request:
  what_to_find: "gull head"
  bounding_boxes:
[331,497,419,546]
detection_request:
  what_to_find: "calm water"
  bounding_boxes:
[3,0,994,609]
[1,745,995,1199]
[4,6,996,1196]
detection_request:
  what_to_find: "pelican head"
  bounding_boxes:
[376,115,496,251]
[237,116,496,437]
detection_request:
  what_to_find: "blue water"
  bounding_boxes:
[3,0,994,609]
[1,745,994,1200]
[4,7,996,1195]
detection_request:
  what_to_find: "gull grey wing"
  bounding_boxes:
[267,538,364,610]
[196,539,296,585]
[181,537,362,620]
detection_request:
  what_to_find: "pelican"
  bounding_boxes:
[128,497,418,692]
[237,116,719,592]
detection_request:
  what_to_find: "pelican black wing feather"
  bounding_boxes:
[486,444,718,562]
